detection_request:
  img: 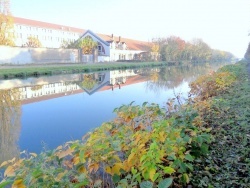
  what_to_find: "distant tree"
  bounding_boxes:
[77,36,97,54]
[244,42,250,61]
[0,0,15,46]
[26,36,42,47]
[190,38,212,63]
[61,39,77,49]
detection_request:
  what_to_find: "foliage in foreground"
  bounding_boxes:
[0,101,213,187]
[0,62,246,187]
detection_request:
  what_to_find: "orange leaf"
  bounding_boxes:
[4,166,15,177]
[57,148,73,159]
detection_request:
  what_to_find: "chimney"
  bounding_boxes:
[119,36,121,42]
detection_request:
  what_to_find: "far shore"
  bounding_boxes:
[0,61,170,79]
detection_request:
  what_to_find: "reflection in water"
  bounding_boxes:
[0,89,21,163]
[0,62,231,161]
[145,63,227,94]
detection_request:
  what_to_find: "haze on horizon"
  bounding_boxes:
[11,0,250,58]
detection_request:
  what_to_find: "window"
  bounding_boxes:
[98,45,102,52]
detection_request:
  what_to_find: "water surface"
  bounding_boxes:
[0,63,229,162]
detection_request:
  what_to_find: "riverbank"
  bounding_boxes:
[190,60,250,187]
[0,61,168,79]
[0,61,249,187]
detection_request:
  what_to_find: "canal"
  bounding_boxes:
[0,63,229,162]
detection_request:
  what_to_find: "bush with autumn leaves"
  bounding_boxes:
[0,64,238,187]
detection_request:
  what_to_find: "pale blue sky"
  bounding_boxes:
[11,0,250,58]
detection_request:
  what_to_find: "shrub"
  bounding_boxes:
[0,103,212,187]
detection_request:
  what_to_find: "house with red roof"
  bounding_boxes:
[12,17,151,62]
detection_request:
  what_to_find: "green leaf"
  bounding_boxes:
[73,179,89,188]
[140,181,153,188]
[201,143,209,154]
[185,154,194,162]
[129,101,135,106]
[112,174,120,184]
[179,161,187,173]
[79,150,85,163]
[181,173,190,184]
[158,178,173,188]
[0,180,13,188]
[163,167,175,174]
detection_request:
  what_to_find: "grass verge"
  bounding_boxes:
[190,61,250,187]
[0,62,169,79]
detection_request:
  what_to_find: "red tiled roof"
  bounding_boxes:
[13,17,85,33]
[97,33,151,51]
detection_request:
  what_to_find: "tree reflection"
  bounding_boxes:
[0,88,21,163]
[80,74,97,90]
[145,64,217,94]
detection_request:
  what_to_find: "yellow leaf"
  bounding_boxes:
[56,145,63,150]
[78,166,87,173]
[112,155,121,162]
[134,135,141,145]
[159,132,166,142]
[105,166,112,175]
[128,153,135,164]
[112,163,123,175]
[4,165,15,177]
[122,161,130,172]
[72,156,80,165]
[12,179,26,188]
[9,157,16,163]
[88,163,99,173]
[138,144,145,150]
[56,172,67,181]
[30,153,37,157]
[0,161,8,168]
[149,168,156,182]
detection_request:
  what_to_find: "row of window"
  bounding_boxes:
[15,33,76,43]
[15,25,79,37]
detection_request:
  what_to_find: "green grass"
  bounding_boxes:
[191,61,250,187]
[0,62,169,79]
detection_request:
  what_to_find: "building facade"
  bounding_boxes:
[12,17,151,62]
[13,17,84,48]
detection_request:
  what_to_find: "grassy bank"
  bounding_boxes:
[0,61,249,187]
[190,61,250,187]
[0,62,169,79]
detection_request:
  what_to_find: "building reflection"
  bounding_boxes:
[0,69,151,105]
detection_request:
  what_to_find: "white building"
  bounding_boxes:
[13,17,84,48]
[12,17,151,62]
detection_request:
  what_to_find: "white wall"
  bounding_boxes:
[0,46,79,64]
[110,49,144,61]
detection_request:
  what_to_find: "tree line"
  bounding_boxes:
[150,36,235,63]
